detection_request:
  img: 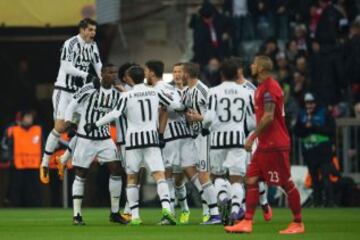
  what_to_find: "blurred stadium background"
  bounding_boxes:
[0,0,360,212]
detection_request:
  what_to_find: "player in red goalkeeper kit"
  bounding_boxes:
[225,56,304,234]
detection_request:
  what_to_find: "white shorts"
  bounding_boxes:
[162,138,197,173]
[210,148,248,176]
[72,137,119,169]
[125,147,164,174]
[194,135,210,172]
[52,89,73,120]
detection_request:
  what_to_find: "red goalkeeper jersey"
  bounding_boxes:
[254,76,290,151]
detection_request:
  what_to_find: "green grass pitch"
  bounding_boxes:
[0,208,359,240]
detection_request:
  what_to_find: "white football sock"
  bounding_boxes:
[175,183,189,212]
[191,174,209,216]
[157,179,171,211]
[166,178,176,214]
[231,182,244,213]
[109,175,122,213]
[202,181,219,216]
[126,184,139,219]
[72,176,85,217]
[214,178,228,202]
[42,129,60,166]
[259,182,269,206]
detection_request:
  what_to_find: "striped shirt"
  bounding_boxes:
[95,83,184,150]
[240,79,256,133]
[155,82,191,141]
[183,80,208,137]
[203,81,253,149]
[65,83,121,140]
[55,34,102,93]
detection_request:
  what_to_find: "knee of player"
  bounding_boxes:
[127,174,138,184]
[152,171,165,181]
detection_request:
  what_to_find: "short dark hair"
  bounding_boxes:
[118,62,137,80]
[173,62,183,68]
[145,60,164,78]
[78,18,97,29]
[229,57,243,69]
[220,59,238,81]
[101,63,116,72]
[182,62,200,78]
[127,66,145,84]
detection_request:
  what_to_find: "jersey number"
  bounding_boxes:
[138,99,152,121]
[218,98,245,123]
[268,171,279,183]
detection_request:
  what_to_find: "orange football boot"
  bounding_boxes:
[279,222,305,234]
[224,219,252,233]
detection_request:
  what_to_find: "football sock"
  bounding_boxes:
[282,180,302,223]
[126,184,139,219]
[109,175,122,213]
[244,183,259,220]
[202,181,219,216]
[42,129,60,166]
[231,182,244,213]
[259,181,269,206]
[166,178,176,214]
[157,179,171,211]
[72,176,85,217]
[191,174,209,216]
[175,183,189,212]
[60,136,77,164]
[124,201,131,214]
[214,178,228,202]
[225,179,232,199]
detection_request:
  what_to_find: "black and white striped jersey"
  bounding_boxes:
[183,80,208,137]
[240,79,256,133]
[65,83,121,140]
[115,84,133,144]
[95,83,184,150]
[55,34,102,93]
[203,81,253,149]
[154,82,191,141]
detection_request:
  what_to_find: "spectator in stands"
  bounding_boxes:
[189,1,230,67]
[249,0,274,39]
[3,110,42,207]
[201,56,221,87]
[291,70,309,107]
[259,37,279,64]
[285,39,299,65]
[269,0,289,40]
[294,93,336,207]
[222,0,255,55]
[344,18,360,104]
[295,55,308,76]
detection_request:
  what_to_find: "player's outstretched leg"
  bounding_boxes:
[57,135,77,180]
[258,181,272,221]
[279,180,304,234]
